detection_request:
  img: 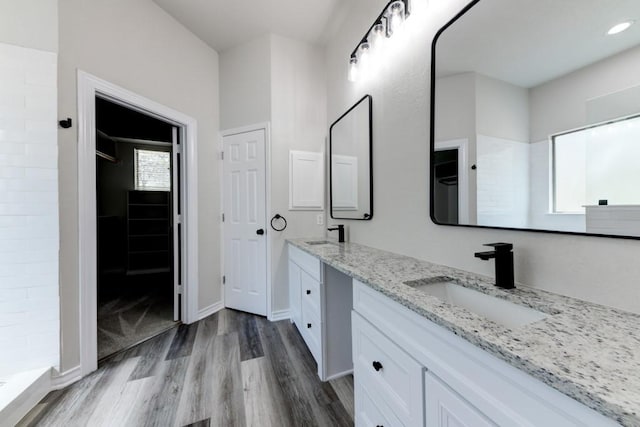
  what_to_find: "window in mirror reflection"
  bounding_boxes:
[552,114,640,213]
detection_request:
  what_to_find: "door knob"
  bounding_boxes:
[307,323,312,328]
[306,290,311,295]
[372,361,383,372]
[256,229,265,235]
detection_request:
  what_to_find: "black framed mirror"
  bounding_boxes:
[329,94,373,220]
[431,0,640,239]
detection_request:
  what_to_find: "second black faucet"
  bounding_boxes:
[327,224,345,243]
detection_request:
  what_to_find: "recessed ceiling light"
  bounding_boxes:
[607,21,634,35]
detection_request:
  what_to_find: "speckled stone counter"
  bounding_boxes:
[288,238,640,426]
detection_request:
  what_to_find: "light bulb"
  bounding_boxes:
[358,42,371,67]
[388,1,406,36]
[357,42,371,80]
[348,57,358,82]
[369,22,387,51]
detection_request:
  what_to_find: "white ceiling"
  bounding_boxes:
[436,0,640,88]
[153,0,346,52]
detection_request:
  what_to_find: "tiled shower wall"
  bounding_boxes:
[0,42,59,377]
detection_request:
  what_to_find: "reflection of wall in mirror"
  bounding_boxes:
[331,155,358,210]
[435,72,529,227]
[331,100,370,218]
[529,44,640,232]
[436,44,640,233]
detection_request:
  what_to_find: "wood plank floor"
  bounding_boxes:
[18,309,354,427]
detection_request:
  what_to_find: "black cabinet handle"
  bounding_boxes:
[372,361,383,372]
[306,290,311,295]
[307,323,312,328]
[256,229,265,235]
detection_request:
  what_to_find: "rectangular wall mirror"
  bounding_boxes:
[430,0,640,238]
[330,94,373,220]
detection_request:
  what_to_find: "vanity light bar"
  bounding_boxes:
[348,0,411,82]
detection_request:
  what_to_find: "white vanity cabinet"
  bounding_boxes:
[352,279,620,427]
[288,244,353,381]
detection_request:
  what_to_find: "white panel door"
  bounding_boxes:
[223,129,267,316]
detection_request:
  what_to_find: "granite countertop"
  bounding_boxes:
[288,238,640,426]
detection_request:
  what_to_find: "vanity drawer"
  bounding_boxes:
[300,269,321,315]
[352,312,424,427]
[289,244,321,281]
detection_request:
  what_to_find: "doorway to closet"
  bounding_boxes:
[95,97,179,360]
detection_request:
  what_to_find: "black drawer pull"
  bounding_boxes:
[372,361,383,372]
[307,323,312,328]
[377,425,384,427]
[306,289,311,295]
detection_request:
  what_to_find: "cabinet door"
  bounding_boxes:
[288,260,302,328]
[425,372,496,427]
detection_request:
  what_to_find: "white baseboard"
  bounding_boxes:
[325,368,353,381]
[0,367,51,427]
[51,366,82,390]
[198,301,224,320]
[269,309,291,322]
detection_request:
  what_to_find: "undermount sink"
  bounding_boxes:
[306,240,336,246]
[404,277,548,329]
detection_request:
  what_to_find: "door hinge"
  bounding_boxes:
[221,151,224,160]
[177,284,183,294]
[222,213,225,222]
[222,275,226,285]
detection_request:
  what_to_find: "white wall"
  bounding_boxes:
[325,0,640,314]
[58,0,220,372]
[0,42,59,378]
[0,0,58,53]
[219,35,271,130]
[270,35,327,312]
[529,44,640,142]
[219,34,327,313]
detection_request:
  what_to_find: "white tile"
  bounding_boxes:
[0,41,59,376]
[0,240,29,253]
[0,311,27,327]
[24,168,58,181]
[0,264,26,278]
[0,167,25,179]
[0,92,26,111]
[0,143,25,155]
[0,250,57,265]
[0,274,57,288]
[25,62,57,87]
[0,288,28,302]
[0,118,26,132]
[0,216,27,228]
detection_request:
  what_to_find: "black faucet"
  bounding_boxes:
[474,243,515,289]
[327,224,345,243]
